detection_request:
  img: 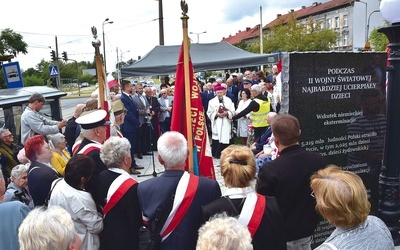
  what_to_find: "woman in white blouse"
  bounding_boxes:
[49,154,103,250]
[235,89,252,145]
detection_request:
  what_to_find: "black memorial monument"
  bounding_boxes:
[280,52,387,247]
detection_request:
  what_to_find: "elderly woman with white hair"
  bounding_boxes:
[19,206,82,250]
[48,133,71,176]
[197,213,253,250]
[97,136,142,250]
[3,164,34,209]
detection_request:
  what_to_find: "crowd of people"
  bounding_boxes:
[201,69,281,160]
[0,66,395,250]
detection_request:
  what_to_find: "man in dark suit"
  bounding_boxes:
[226,77,239,107]
[144,87,160,150]
[64,103,86,153]
[120,80,143,174]
[256,114,326,250]
[131,83,151,159]
[201,82,214,112]
[137,131,221,250]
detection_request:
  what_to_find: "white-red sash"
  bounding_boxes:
[72,140,82,155]
[103,171,137,215]
[237,191,266,238]
[76,142,102,156]
[144,172,198,242]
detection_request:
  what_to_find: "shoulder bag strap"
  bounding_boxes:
[45,178,62,206]
[151,194,174,236]
[223,196,240,216]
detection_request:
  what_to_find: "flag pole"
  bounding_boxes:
[96,58,106,110]
[91,26,110,137]
[180,0,194,173]
[91,27,106,110]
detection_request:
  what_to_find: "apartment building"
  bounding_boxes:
[222,0,384,51]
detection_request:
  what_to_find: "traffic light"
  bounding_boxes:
[50,50,56,61]
[62,51,68,61]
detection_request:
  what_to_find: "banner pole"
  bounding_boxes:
[180,1,194,173]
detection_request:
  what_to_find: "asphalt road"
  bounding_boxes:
[61,97,91,120]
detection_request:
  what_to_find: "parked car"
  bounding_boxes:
[62,83,78,88]
[80,82,89,87]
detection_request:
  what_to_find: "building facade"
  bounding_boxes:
[222,0,384,52]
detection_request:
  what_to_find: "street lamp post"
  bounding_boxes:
[356,0,368,45]
[364,10,381,50]
[378,0,400,245]
[102,18,113,75]
[367,10,381,41]
[189,31,206,44]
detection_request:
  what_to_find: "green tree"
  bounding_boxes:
[0,28,28,59]
[248,13,338,53]
[35,59,51,75]
[80,74,96,84]
[369,22,389,51]
[22,67,46,86]
[23,75,46,86]
[22,67,42,78]
[235,40,251,51]
[80,60,96,69]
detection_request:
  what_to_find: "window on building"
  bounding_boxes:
[327,19,332,29]
[336,36,340,47]
[343,34,348,46]
[335,17,340,28]
[343,15,348,27]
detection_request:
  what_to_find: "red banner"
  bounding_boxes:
[171,45,215,179]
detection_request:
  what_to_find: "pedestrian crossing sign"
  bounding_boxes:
[49,66,59,76]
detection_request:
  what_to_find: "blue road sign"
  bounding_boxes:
[49,65,59,77]
[2,62,24,88]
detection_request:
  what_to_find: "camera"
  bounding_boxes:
[145,113,152,124]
